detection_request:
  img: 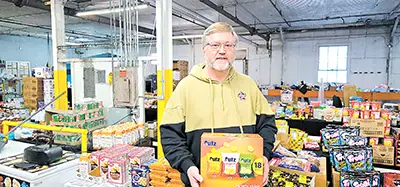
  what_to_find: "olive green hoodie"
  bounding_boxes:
[160,63,277,185]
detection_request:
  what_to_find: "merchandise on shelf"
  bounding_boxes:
[289,128,308,151]
[77,145,155,187]
[74,101,104,111]
[267,169,315,187]
[43,79,54,109]
[22,77,44,109]
[320,125,360,151]
[340,171,380,187]
[148,158,184,187]
[200,133,264,186]
[51,101,106,145]
[383,172,400,187]
[92,122,145,149]
[328,145,373,172]
[32,67,53,78]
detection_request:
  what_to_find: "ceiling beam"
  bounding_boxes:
[268,0,290,27]
[199,0,269,42]
[247,11,400,27]
[390,2,400,16]
[0,18,108,39]
[1,0,156,36]
[142,1,208,29]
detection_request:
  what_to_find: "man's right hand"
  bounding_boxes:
[187,166,203,187]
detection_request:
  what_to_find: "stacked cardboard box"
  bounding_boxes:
[23,77,44,109]
[392,128,400,166]
[172,60,188,89]
[43,79,55,109]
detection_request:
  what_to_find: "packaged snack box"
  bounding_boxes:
[132,167,149,187]
[200,133,264,187]
[89,152,105,172]
[79,153,91,176]
[108,158,130,184]
[128,147,155,169]
[100,154,120,179]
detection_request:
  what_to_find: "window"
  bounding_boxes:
[318,46,348,83]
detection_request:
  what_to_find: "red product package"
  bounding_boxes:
[371,102,381,111]
[361,110,371,119]
[361,102,371,111]
[351,110,360,119]
[381,110,391,120]
[351,101,361,109]
[221,153,240,178]
[371,111,381,119]
[383,173,400,187]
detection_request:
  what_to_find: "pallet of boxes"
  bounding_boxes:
[173,60,188,89]
[50,101,106,146]
[22,77,44,110]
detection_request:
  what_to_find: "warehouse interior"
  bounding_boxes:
[0,0,400,187]
[1,0,399,88]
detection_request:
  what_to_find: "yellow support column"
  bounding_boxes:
[157,70,173,158]
[156,0,173,158]
[51,0,68,110]
[54,70,68,110]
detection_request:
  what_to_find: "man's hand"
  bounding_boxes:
[263,156,270,186]
[187,166,203,187]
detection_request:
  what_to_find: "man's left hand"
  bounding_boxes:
[263,156,270,186]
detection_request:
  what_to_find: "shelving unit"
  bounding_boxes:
[265,89,400,101]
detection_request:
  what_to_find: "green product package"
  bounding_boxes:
[239,154,255,178]
[74,103,82,110]
[52,115,59,122]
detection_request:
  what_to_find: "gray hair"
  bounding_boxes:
[201,22,239,47]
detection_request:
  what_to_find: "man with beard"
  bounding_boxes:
[160,22,277,187]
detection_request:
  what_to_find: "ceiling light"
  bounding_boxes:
[172,34,202,39]
[76,4,148,16]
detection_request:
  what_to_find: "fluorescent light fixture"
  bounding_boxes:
[76,4,148,16]
[172,34,202,39]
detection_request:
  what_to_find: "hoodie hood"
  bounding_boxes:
[188,62,243,134]
[189,63,236,84]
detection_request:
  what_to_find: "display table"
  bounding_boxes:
[0,140,31,159]
[286,119,342,136]
[0,141,79,187]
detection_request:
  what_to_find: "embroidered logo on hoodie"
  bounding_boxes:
[238,91,246,100]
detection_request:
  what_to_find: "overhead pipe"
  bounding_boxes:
[248,12,400,27]
[172,1,260,47]
[142,1,207,29]
[0,18,108,39]
[1,0,156,36]
[390,2,400,16]
[240,20,395,35]
[387,16,399,88]
[268,0,290,27]
[199,0,269,42]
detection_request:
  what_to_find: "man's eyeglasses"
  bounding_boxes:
[206,42,236,50]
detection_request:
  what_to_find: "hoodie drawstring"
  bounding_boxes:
[209,79,215,133]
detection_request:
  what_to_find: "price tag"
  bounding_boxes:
[299,175,307,184]
[285,182,294,187]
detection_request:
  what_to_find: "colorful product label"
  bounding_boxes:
[238,154,254,178]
